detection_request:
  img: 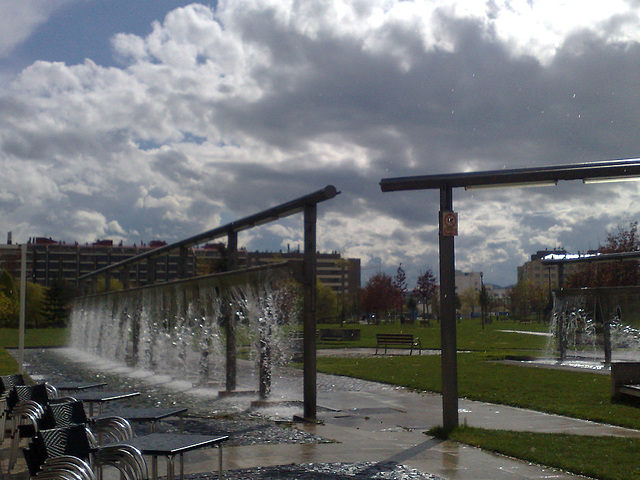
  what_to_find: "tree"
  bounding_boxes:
[406,296,418,322]
[506,281,540,321]
[393,263,408,314]
[360,272,402,323]
[95,277,124,293]
[414,269,438,322]
[317,281,338,323]
[567,221,640,287]
[528,283,548,322]
[0,269,17,303]
[0,270,18,327]
[479,284,492,327]
[25,282,46,328]
[43,279,77,327]
[459,287,479,318]
[0,292,18,328]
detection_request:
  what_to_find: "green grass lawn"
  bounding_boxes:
[0,327,69,375]
[317,319,550,353]
[317,353,640,429]
[314,319,640,479]
[0,327,69,349]
[440,427,640,480]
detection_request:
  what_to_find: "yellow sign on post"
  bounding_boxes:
[441,211,458,236]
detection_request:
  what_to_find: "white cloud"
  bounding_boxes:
[2,1,640,287]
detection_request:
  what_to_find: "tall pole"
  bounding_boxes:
[225,231,238,392]
[18,244,27,374]
[439,186,458,430]
[303,203,317,421]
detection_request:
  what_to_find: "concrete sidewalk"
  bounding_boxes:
[177,375,640,479]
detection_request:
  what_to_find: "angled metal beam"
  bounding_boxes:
[78,185,339,281]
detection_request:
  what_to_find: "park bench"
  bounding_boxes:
[611,362,640,400]
[375,333,422,355]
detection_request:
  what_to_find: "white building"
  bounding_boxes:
[455,270,482,293]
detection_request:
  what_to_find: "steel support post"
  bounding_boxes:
[303,204,317,421]
[178,245,188,279]
[18,245,26,374]
[225,231,238,392]
[147,257,157,285]
[439,186,458,431]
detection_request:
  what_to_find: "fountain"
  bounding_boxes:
[547,286,640,367]
[63,186,339,421]
[69,264,303,400]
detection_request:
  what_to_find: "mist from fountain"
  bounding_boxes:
[545,288,640,368]
[68,277,301,399]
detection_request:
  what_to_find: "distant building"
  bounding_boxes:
[455,270,482,294]
[517,249,584,291]
[0,236,360,299]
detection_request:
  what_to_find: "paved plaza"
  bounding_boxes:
[5,347,640,479]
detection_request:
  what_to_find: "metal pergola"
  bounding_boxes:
[380,158,640,431]
[542,250,640,289]
[75,185,339,422]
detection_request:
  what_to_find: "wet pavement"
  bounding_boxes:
[6,347,639,479]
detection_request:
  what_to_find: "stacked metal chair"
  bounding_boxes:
[0,373,26,443]
[32,455,96,480]
[26,424,148,480]
[6,383,52,471]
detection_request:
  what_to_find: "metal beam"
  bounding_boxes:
[380,158,640,192]
[542,250,640,265]
[78,185,339,282]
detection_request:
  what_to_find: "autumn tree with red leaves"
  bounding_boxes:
[360,272,402,323]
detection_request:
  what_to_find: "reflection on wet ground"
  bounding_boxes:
[20,348,328,445]
[194,461,442,479]
[17,348,443,480]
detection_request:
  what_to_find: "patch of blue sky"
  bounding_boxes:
[9,1,217,70]
[181,132,207,145]
[134,138,164,151]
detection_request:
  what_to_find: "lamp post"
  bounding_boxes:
[381,158,640,431]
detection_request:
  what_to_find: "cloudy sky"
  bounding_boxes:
[2,0,640,288]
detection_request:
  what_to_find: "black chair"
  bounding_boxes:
[26,425,148,480]
[6,384,51,471]
[0,374,25,395]
[40,400,89,430]
[0,373,26,442]
[6,384,78,472]
[24,424,94,476]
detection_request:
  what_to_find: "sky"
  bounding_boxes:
[2,0,640,289]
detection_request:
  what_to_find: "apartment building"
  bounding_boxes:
[0,236,360,298]
[517,249,583,290]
